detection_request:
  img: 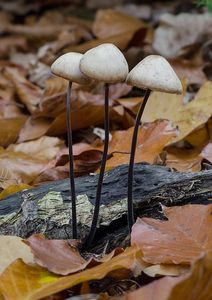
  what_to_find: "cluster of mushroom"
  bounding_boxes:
[51,43,183,249]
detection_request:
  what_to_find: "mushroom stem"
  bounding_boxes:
[84,83,110,249]
[127,88,151,232]
[66,81,77,239]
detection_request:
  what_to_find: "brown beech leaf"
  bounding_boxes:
[143,81,212,144]
[5,67,42,114]
[131,204,212,265]
[48,103,124,135]
[92,9,146,39]
[0,36,27,58]
[0,148,47,184]
[38,81,130,119]
[200,142,212,163]
[143,264,189,278]
[115,97,141,115]
[105,120,178,169]
[0,116,28,147]
[26,235,87,276]
[8,136,65,160]
[170,58,207,85]
[0,166,16,189]
[0,98,22,119]
[35,145,103,182]
[35,76,68,118]
[1,23,77,40]
[117,251,212,300]
[26,234,124,276]
[0,246,144,300]
[153,13,212,58]
[66,27,146,54]
[165,147,202,172]
[0,236,34,275]
[0,136,64,184]
[17,117,52,143]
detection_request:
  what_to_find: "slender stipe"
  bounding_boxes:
[127,89,151,232]
[84,83,110,249]
[66,81,77,239]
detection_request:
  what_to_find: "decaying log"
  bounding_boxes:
[0,163,211,250]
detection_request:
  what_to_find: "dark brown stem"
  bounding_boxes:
[84,83,110,249]
[127,89,151,232]
[66,81,77,239]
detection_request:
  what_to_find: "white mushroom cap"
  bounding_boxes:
[51,52,91,84]
[126,55,183,94]
[80,43,129,83]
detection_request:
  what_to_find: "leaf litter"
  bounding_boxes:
[0,0,212,299]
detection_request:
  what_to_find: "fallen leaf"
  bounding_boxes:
[7,136,65,160]
[170,58,206,85]
[66,28,147,54]
[0,116,28,147]
[0,246,145,300]
[131,204,212,265]
[5,67,42,114]
[142,81,212,144]
[17,117,52,143]
[0,184,31,200]
[0,36,27,58]
[153,13,212,58]
[26,235,87,276]
[0,236,34,275]
[200,142,212,163]
[165,147,202,172]
[143,264,189,278]
[92,9,145,39]
[105,120,178,169]
[26,234,124,276]
[0,148,47,184]
[117,251,212,300]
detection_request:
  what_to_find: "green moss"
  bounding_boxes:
[195,0,212,11]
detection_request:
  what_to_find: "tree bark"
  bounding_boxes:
[0,163,211,250]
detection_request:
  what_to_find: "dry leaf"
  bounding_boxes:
[105,120,178,169]
[26,235,87,276]
[0,148,47,184]
[165,147,202,172]
[153,13,212,58]
[7,136,65,160]
[92,9,145,39]
[0,116,28,147]
[0,36,27,58]
[0,246,145,300]
[0,184,31,199]
[17,117,52,143]
[131,204,212,265]
[5,67,42,114]
[200,142,212,163]
[0,236,34,275]
[142,81,212,144]
[26,234,124,276]
[170,58,206,85]
[117,251,212,300]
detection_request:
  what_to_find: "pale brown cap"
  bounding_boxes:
[126,55,183,94]
[80,43,129,83]
[51,52,91,84]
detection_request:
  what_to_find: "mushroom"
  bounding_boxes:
[80,43,129,248]
[126,55,183,232]
[51,52,91,239]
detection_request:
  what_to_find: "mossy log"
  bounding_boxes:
[0,163,211,250]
